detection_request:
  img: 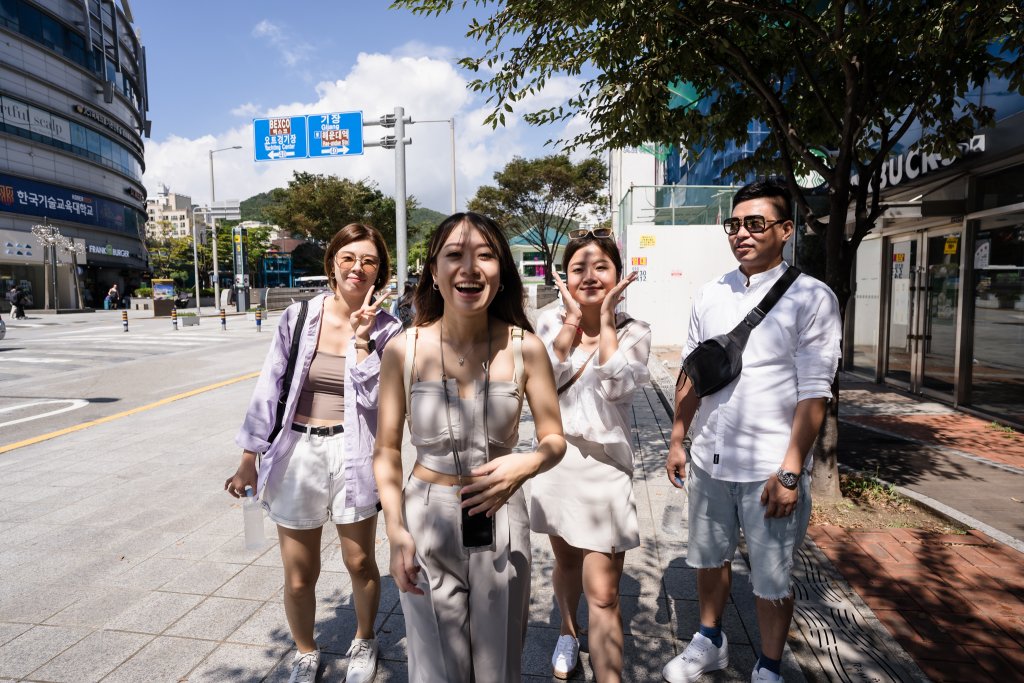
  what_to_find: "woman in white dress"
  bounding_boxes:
[530,228,651,681]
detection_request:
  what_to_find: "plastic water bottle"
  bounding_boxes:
[243,485,266,551]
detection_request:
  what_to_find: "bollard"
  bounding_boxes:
[171,307,178,331]
[121,309,128,332]
[255,307,262,332]
[220,308,226,331]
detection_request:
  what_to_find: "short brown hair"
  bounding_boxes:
[323,223,391,292]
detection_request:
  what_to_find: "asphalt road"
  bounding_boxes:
[0,311,274,448]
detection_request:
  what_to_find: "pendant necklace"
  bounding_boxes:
[440,322,477,367]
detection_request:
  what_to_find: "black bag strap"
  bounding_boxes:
[268,299,309,445]
[725,266,801,347]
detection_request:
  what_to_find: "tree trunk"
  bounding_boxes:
[810,376,842,500]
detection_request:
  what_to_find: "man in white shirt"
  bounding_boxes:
[662,181,841,683]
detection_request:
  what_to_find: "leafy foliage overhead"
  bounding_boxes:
[395,0,1023,298]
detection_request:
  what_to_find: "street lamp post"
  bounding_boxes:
[191,207,204,316]
[56,235,85,309]
[31,223,60,311]
[208,145,242,308]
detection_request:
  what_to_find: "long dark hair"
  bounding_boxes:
[413,212,532,332]
[323,223,391,293]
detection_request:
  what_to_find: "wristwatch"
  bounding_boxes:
[775,468,801,490]
[354,338,376,353]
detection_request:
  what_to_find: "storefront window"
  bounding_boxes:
[851,238,882,375]
[970,220,1024,422]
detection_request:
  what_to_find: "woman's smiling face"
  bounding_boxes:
[566,242,618,308]
[431,221,501,315]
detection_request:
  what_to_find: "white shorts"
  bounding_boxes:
[261,429,380,529]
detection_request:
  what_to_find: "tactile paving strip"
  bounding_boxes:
[790,542,929,682]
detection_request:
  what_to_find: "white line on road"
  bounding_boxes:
[0,357,75,363]
[0,399,89,428]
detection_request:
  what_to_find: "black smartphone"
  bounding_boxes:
[461,493,494,548]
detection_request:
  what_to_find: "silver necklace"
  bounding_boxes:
[440,322,478,367]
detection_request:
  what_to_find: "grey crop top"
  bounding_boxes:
[404,327,526,475]
[294,351,345,423]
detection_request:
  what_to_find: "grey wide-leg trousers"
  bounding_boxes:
[400,476,531,682]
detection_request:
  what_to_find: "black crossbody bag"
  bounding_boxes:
[682,267,800,398]
[267,299,309,445]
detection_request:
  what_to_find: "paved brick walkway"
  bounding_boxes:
[809,526,1024,682]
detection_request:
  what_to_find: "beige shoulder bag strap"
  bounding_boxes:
[511,326,526,400]
[404,327,418,426]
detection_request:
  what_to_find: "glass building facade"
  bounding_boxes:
[0,0,148,310]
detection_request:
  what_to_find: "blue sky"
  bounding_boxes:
[133,1,588,213]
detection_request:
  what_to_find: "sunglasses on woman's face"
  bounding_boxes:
[568,227,613,240]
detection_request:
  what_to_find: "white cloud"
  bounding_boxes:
[391,40,457,61]
[230,102,260,117]
[143,50,595,215]
[252,20,313,68]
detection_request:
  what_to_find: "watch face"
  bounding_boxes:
[777,470,799,489]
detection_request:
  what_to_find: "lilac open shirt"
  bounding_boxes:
[235,293,403,508]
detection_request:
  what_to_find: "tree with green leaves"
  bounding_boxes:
[468,155,607,285]
[264,172,409,257]
[394,0,1023,498]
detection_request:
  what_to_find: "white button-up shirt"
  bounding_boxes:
[683,262,841,482]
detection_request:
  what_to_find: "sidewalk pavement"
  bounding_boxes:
[0,337,1018,682]
[2,333,917,683]
[652,345,1024,682]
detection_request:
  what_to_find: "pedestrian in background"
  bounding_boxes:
[227,223,402,683]
[662,180,841,683]
[530,229,650,681]
[7,286,27,319]
[105,283,119,310]
[373,212,566,682]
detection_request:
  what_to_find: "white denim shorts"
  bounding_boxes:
[685,462,811,600]
[261,428,380,529]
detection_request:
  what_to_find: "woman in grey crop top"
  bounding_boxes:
[373,212,566,683]
[228,224,402,683]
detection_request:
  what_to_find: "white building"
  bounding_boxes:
[609,147,741,346]
[145,185,193,239]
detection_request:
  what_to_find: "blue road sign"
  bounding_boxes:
[309,111,364,158]
[253,116,308,162]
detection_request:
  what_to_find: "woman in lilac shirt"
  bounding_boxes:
[226,223,402,683]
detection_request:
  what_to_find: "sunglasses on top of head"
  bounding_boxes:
[722,215,789,236]
[568,227,613,240]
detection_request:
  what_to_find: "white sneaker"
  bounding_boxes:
[662,631,729,682]
[289,648,320,683]
[345,637,378,683]
[551,634,580,679]
[751,665,783,682]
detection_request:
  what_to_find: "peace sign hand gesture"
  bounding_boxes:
[351,287,389,342]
